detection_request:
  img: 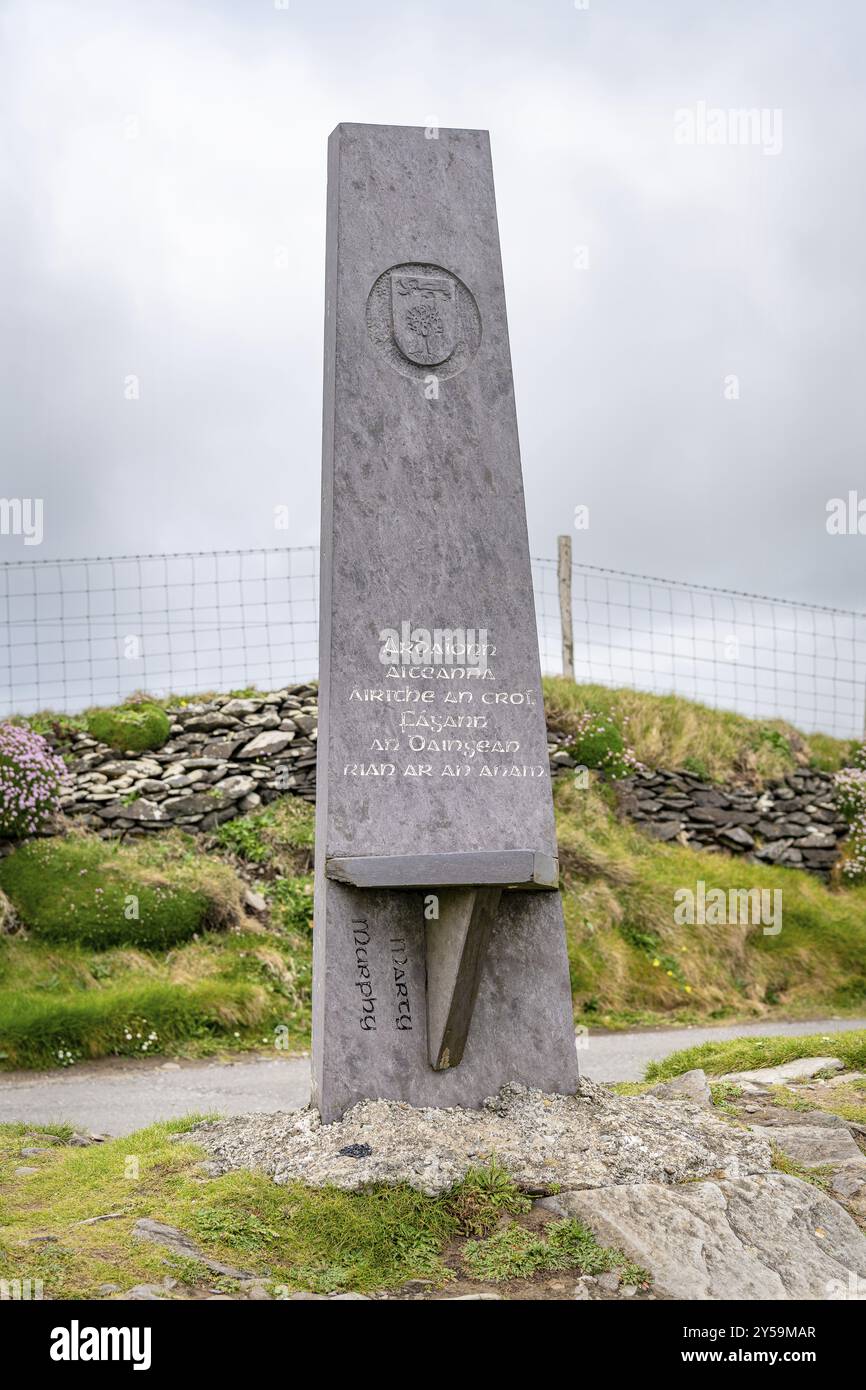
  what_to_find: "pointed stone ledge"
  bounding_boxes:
[324,850,559,890]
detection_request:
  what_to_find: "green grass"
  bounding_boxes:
[770,1148,835,1192]
[543,677,854,780]
[462,1218,648,1285]
[644,1029,866,1082]
[0,833,245,950]
[441,1159,532,1234]
[0,809,319,1068]
[2,684,866,1069]
[555,775,866,1028]
[4,774,866,1065]
[0,978,273,1069]
[0,1123,643,1298]
[0,925,312,1068]
[708,1081,745,1115]
[213,797,314,872]
[766,1079,866,1127]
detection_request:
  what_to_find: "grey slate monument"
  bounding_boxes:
[312,122,579,1122]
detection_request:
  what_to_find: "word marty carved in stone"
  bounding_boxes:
[390,936,414,1031]
[311,121,578,1122]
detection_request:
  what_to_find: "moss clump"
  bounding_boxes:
[86,703,170,752]
[568,719,627,774]
[0,833,241,949]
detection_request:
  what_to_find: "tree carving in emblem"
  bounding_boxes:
[404,301,445,361]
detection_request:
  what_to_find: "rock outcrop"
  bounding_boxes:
[542,1174,866,1300]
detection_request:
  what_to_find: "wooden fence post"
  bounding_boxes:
[557,534,575,681]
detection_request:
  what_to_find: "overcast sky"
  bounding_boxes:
[2,0,865,611]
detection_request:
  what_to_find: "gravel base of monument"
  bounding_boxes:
[190,1080,772,1196]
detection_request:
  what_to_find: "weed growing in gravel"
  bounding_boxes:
[708,1081,745,1115]
[442,1159,531,1236]
[770,1148,835,1192]
[462,1217,648,1285]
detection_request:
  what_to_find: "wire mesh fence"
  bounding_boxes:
[1,545,864,739]
[0,547,319,716]
[533,558,866,740]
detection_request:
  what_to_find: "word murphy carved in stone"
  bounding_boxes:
[312,123,579,1121]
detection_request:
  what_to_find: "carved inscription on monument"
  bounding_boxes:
[349,921,415,1037]
[390,937,413,1031]
[352,921,376,1032]
[341,623,548,784]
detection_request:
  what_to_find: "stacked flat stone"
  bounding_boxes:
[56,685,318,837]
[42,698,847,878]
[613,767,846,877]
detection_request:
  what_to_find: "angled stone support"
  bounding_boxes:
[425,887,502,1070]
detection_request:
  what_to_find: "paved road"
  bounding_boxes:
[1,1017,863,1136]
[578,1016,866,1084]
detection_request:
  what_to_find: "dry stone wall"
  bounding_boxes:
[614,767,846,875]
[49,688,847,877]
[545,728,846,877]
[57,685,318,837]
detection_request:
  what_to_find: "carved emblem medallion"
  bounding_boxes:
[366,263,482,381]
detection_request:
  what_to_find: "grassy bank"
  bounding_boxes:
[643,1028,866,1083]
[543,678,855,779]
[555,776,866,1028]
[3,776,865,1063]
[1,684,864,1067]
[0,806,315,1068]
[0,933,311,1069]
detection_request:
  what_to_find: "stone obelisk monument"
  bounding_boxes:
[312,123,578,1122]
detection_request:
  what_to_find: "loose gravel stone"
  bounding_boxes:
[190,1080,771,1197]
